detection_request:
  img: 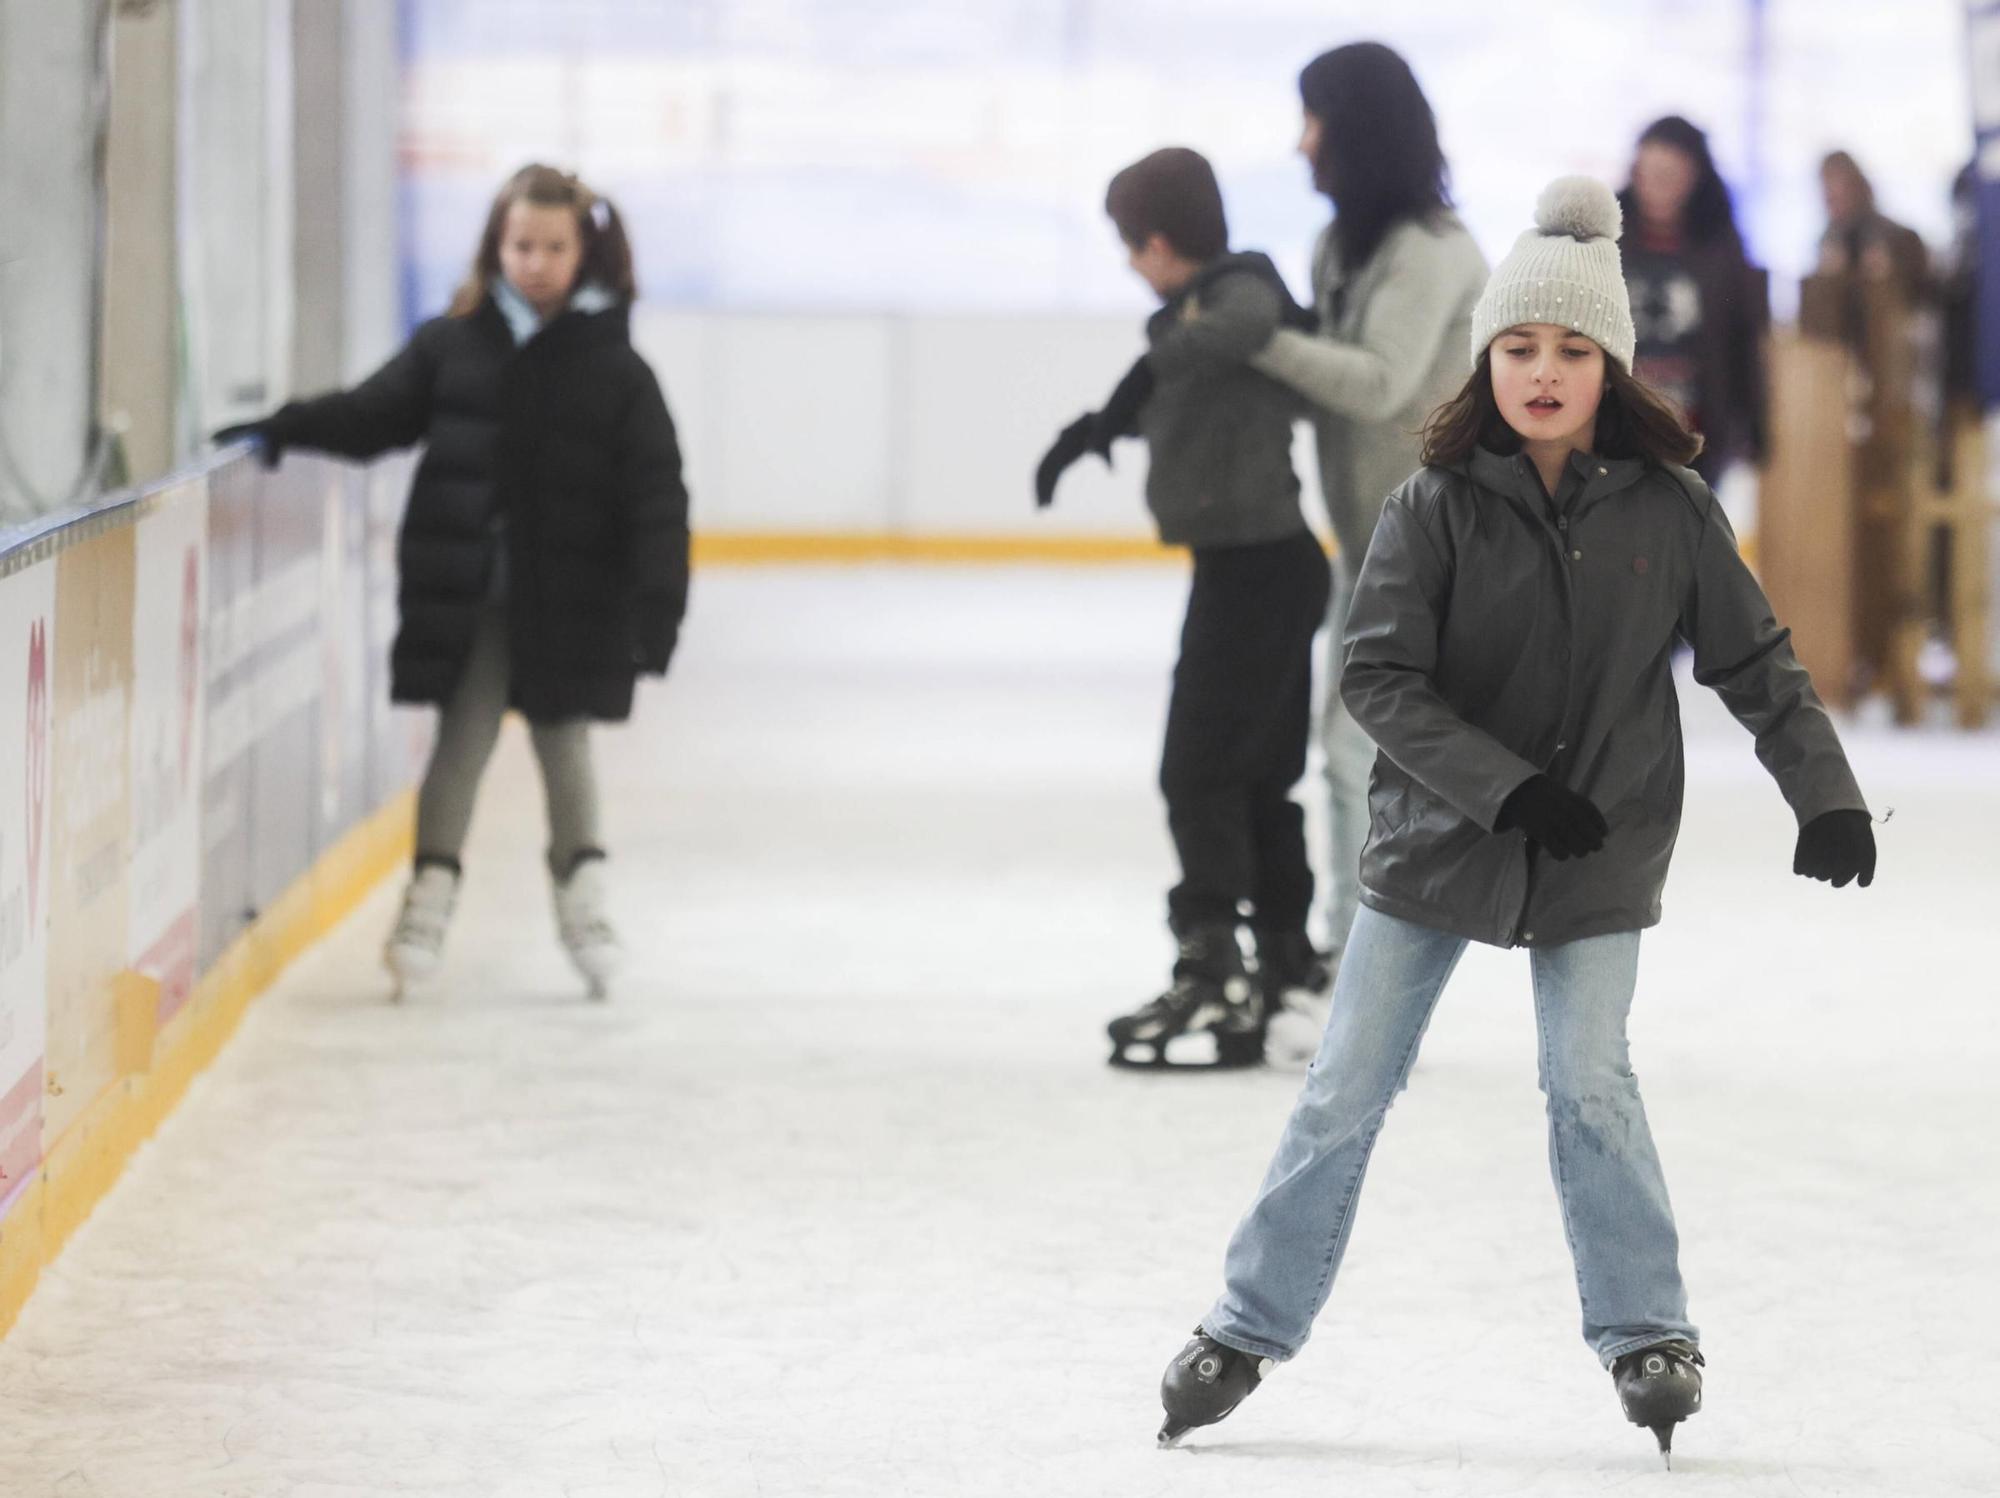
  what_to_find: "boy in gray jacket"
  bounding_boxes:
[1037,147,1330,1069]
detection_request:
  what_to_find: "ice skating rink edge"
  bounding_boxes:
[0,789,416,1338]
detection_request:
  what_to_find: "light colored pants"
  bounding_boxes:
[1203,905,1696,1367]
[1322,559,1373,965]
[414,607,601,878]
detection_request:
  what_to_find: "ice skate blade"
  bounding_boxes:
[1108,1036,1264,1072]
[1156,1419,1190,1448]
[1651,1423,1675,1470]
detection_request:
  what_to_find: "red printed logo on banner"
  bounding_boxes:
[25,618,47,922]
[179,545,199,784]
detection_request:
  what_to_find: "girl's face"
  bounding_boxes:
[1297,111,1324,176]
[498,200,584,317]
[1630,142,1697,228]
[1489,324,1605,448]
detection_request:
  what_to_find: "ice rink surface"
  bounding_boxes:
[0,566,1994,1498]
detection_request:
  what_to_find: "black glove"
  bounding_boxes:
[213,420,283,470]
[1034,414,1096,509]
[1494,774,1609,860]
[1793,808,1875,888]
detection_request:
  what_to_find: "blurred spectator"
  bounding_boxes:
[1817,151,1930,312]
[1937,161,1978,414]
[1244,43,1487,1049]
[1616,116,1770,481]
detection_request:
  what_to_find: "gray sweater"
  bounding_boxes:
[1138,251,1312,550]
[1250,214,1488,566]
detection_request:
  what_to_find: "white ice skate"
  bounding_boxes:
[1263,990,1332,1069]
[1256,931,1334,1070]
[384,863,459,1000]
[553,856,623,1000]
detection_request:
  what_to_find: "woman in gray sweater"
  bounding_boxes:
[1247,44,1488,1064]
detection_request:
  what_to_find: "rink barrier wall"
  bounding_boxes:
[693,532,1182,565]
[0,452,426,1340]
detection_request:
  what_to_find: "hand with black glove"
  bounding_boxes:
[1494,774,1609,860]
[1034,414,1096,509]
[212,420,283,470]
[1793,808,1875,888]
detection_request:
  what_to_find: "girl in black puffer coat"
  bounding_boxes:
[219,164,689,1000]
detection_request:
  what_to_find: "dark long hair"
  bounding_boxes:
[1616,115,1744,252]
[1420,353,1704,469]
[448,163,637,317]
[1298,43,1451,273]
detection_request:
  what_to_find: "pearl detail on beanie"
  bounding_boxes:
[1469,175,1636,372]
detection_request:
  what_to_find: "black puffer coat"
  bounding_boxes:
[265,295,689,722]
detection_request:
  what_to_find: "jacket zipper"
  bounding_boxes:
[1510,460,1579,948]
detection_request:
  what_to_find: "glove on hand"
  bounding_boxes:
[213,421,283,470]
[1495,774,1609,861]
[1034,414,1096,509]
[1793,808,1875,888]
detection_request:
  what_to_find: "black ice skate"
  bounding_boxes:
[1157,1326,1271,1447]
[1107,925,1260,1070]
[1253,928,1332,1007]
[1612,1340,1704,1468]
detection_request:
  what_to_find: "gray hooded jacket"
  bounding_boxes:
[1341,446,1867,948]
[1138,251,1312,549]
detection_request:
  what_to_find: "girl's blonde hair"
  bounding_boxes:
[448,163,637,318]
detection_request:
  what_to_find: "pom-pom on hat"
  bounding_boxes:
[1469,176,1636,371]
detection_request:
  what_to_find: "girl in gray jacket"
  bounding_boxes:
[1151,178,1877,1468]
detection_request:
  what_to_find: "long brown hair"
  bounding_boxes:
[1420,351,1703,468]
[448,163,637,317]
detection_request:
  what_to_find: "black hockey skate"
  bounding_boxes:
[1612,1340,1704,1468]
[1157,1326,1271,1447]
[1253,928,1332,1004]
[1107,925,1260,1070]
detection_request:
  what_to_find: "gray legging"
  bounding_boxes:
[414,607,600,877]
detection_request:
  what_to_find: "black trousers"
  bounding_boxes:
[1161,531,1331,935]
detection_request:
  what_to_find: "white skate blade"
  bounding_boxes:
[383,945,441,1000]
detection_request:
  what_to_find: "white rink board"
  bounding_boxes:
[0,568,1992,1498]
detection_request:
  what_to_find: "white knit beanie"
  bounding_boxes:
[1469,176,1636,371]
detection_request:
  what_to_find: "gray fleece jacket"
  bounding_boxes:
[1138,251,1312,549]
[1342,446,1867,948]
[1250,214,1488,566]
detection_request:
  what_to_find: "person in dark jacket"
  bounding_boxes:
[1036,147,1330,1069]
[217,164,690,1000]
[1151,179,1876,1465]
[1816,150,1932,346]
[1616,116,1770,483]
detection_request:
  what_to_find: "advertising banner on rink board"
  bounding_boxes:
[366,455,429,809]
[0,555,55,1211]
[43,523,135,1147]
[245,461,325,923]
[128,481,209,1026]
[200,459,258,973]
